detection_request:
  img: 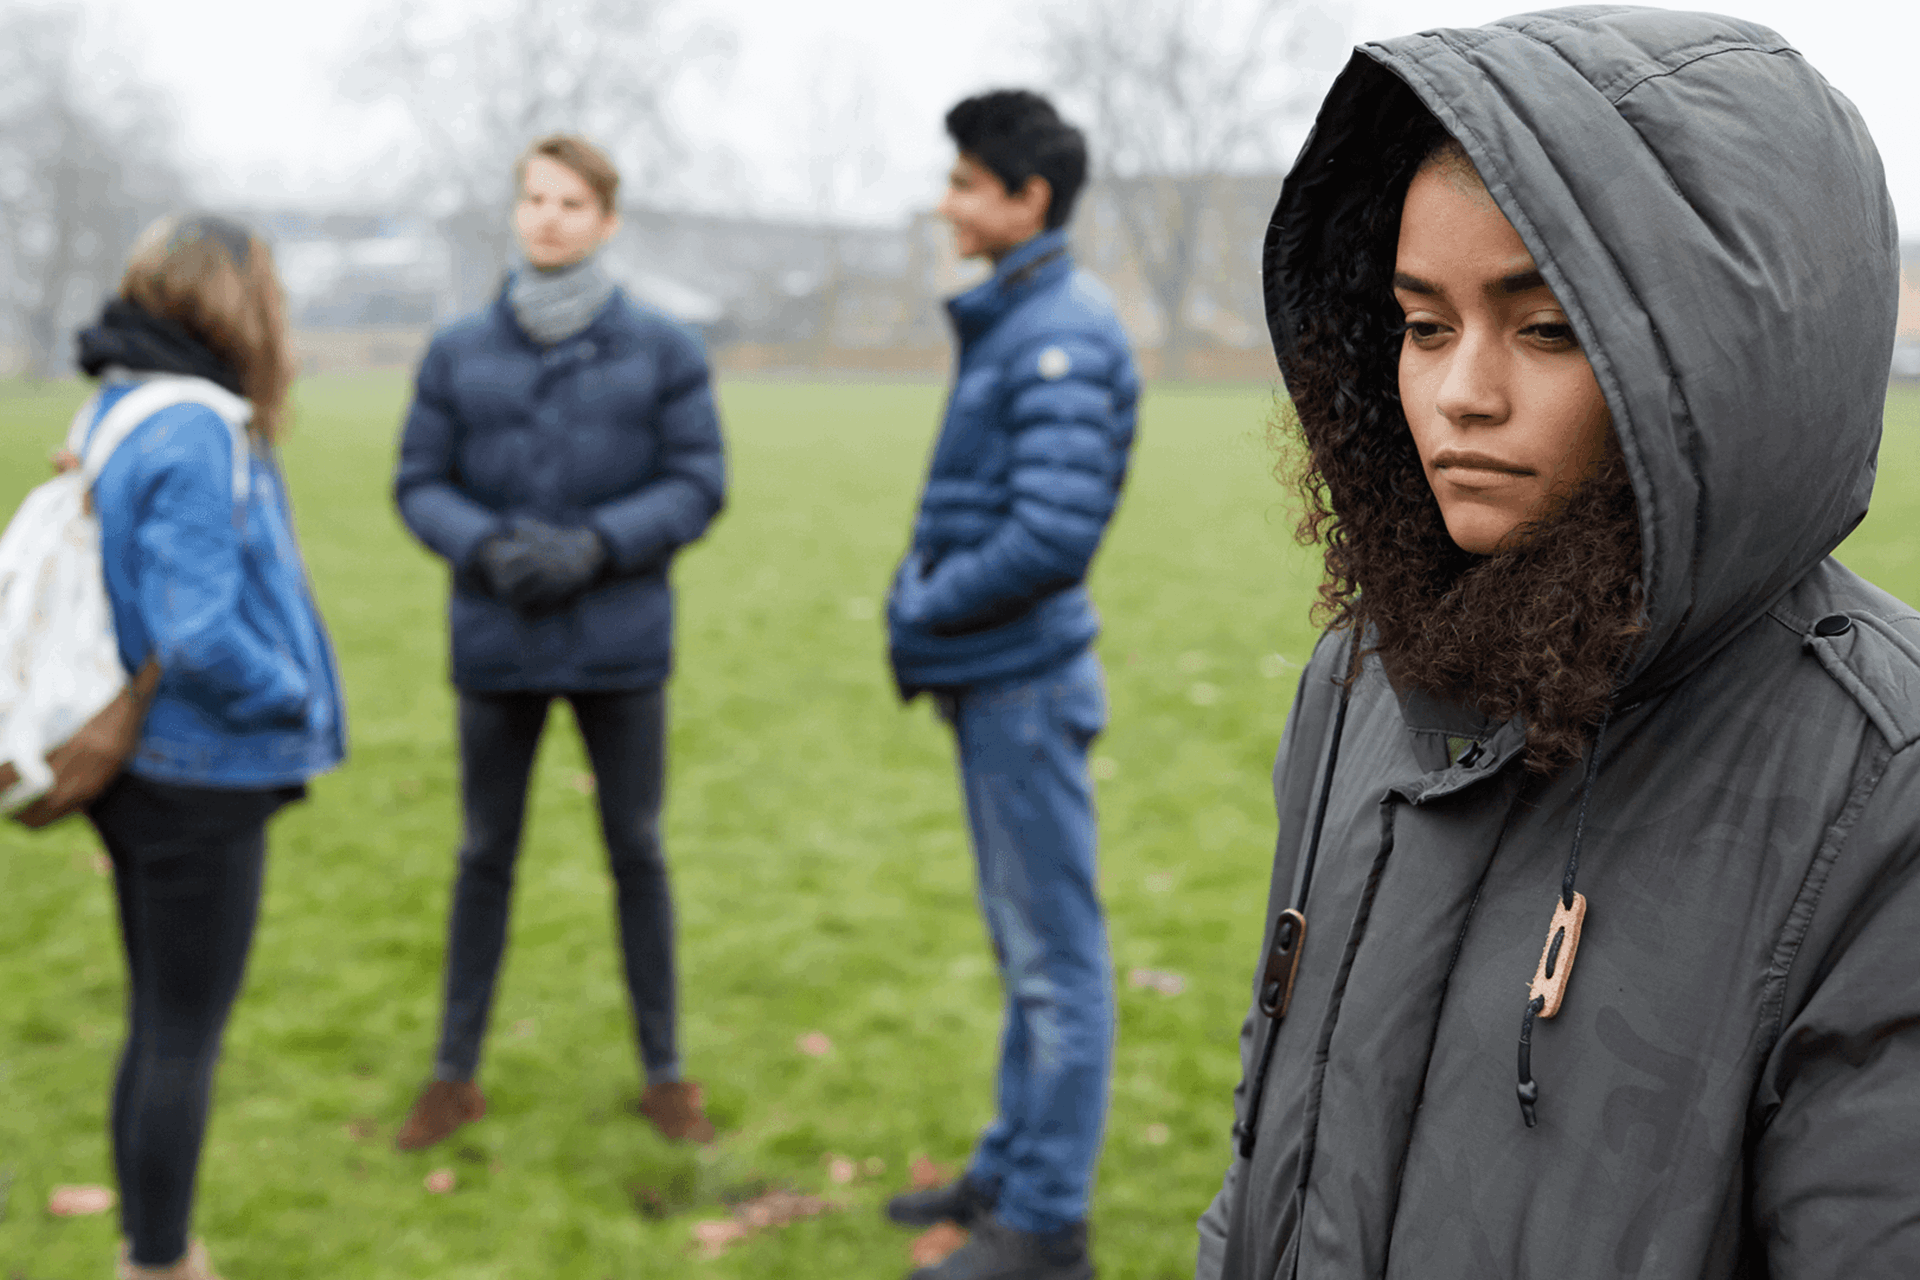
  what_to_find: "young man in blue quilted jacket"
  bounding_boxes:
[885,90,1140,1280]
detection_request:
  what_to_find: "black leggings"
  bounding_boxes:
[88,774,297,1268]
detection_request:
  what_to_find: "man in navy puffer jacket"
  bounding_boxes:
[885,91,1139,1280]
[393,135,726,1154]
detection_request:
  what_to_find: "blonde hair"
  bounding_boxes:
[119,215,296,442]
[515,134,621,213]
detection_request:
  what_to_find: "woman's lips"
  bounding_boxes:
[1432,449,1534,486]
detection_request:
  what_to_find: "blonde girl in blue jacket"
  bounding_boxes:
[39,214,345,1280]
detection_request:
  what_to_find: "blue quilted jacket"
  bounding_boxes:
[87,386,346,788]
[395,287,727,691]
[888,229,1140,693]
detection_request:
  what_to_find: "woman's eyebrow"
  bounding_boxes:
[1494,268,1548,295]
[1392,268,1548,297]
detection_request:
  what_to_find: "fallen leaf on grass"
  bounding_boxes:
[909,1156,950,1190]
[425,1168,456,1194]
[1145,1123,1171,1145]
[690,1188,837,1256]
[1128,967,1187,996]
[737,1188,833,1229]
[47,1184,115,1216]
[346,1118,377,1142]
[692,1218,750,1255]
[827,1156,856,1185]
[796,1031,832,1057]
[912,1222,969,1267]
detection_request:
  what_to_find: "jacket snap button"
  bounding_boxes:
[1813,614,1853,637]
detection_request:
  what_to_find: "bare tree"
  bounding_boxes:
[0,5,187,376]
[799,48,891,365]
[349,0,732,313]
[1039,0,1340,377]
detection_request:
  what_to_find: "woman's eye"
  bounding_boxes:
[1403,321,1444,343]
[1525,322,1580,347]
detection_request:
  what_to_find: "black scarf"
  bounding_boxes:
[75,299,245,395]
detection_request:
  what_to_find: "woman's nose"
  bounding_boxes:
[1434,330,1510,425]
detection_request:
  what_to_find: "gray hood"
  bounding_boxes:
[1266,5,1900,698]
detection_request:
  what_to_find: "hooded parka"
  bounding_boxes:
[1198,8,1916,1279]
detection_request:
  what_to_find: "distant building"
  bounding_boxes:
[244,179,1296,381]
[1894,241,1920,381]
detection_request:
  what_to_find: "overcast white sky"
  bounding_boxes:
[79,0,1920,233]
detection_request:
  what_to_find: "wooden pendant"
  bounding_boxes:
[1528,891,1587,1019]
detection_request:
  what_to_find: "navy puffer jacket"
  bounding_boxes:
[395,286,726,691]
[888,229,1140,693]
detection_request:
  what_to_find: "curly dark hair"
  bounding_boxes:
[1276,107,1645,771]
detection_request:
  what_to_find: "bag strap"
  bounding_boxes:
[73,375,253,505]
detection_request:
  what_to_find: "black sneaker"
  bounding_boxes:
[907,1216,1094,1280]
[885,1173,998,1229]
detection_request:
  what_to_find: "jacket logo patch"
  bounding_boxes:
[1037,346,1071,380]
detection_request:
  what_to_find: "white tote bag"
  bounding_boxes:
[0,376,251,813]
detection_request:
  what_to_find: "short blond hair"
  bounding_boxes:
[515,134,621,214]
[119,215,295,442]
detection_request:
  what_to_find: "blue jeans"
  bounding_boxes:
[950,648,1113,1234]
[433,686,678,1083]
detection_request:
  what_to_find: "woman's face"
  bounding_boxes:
[513,155,619,270]
[1394,156,1614,555]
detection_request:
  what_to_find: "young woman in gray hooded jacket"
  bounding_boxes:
[1200,8,1914,1278]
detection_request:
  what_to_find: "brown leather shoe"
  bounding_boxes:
[394,1079,486,1151]
[636,1080,716,1144]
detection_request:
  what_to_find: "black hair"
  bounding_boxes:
[944,89,1088,230]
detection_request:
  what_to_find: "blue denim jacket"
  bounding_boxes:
[888,229,1141,693]
[85,383,346,787]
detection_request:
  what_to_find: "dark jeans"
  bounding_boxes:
[88,773,298,1268]
[433,686,677,1082]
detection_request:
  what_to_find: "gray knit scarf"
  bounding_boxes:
[507,256,616,346]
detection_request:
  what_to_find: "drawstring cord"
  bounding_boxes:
[1516,995,1546,1125]
[1514,708,1613,1128]
[1234,631,1357,1159]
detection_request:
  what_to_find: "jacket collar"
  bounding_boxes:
[946,228,1073,344]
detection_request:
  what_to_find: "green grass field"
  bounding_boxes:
[1,374,1916,1279]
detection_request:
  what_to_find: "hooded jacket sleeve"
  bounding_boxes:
[1750,737,1920,1276]
[584,325,727,576]
[120,406,310,729]
[1198,635,1350,1279]
[394,335,505,570]
[899,333,1132,634]
[1196,1007,1257,1280]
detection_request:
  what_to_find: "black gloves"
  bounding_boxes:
[474,516,608,611]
